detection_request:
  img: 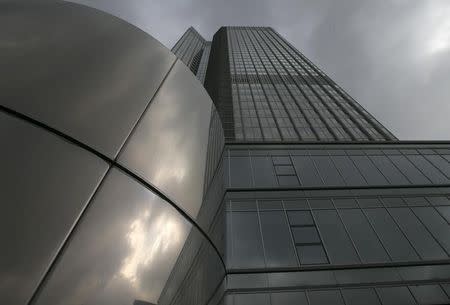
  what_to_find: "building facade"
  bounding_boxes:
[1,2,449,305]
[172,27,450,305]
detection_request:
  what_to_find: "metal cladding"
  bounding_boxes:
[0,1,224,305]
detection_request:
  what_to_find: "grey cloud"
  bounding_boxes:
[70,0,450,140]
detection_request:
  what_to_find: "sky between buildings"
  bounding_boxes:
[71,0,450,140]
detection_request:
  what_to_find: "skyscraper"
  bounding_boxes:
[172,27,450,305]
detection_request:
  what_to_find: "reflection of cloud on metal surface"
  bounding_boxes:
[119,208,186,286]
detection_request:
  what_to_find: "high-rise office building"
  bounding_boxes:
[173,27,395,142]
[1,2,450,305]
[171,27,450,305]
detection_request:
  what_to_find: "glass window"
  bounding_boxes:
[313,210,360,264]
[258,200,282,210]
[342,288,381,305]
[260,211,297,267]
[251,156,277,187]
[230,156,253,187]
[277,175,299,187]
[272,156,292,165]
[312,156,345,186]
[351,156,388,185]
[292,226,321,244]
[331,156,367,186]
[407,155,448,184]
[376,286,416,305]
[404,197,429,207]
[369,155,410,185]
[288,211,314,225]
[234,293,270,305]
[297,245,328,265]
[388,155,430,184]
[382,197,406,207]
[427,196,450,206]
[230,211,265,268]
[413,207,450,253]
[364,208,419,261]
[437,206,450,223]
[425,155,450,178]
[333,198,359,208]
[307,290,344,305]
[389,208,447,260]
[270,291,308,305]
[232,200,257,211]
[292,156,323,186]
[275,165,296,175]
[409,284,449,304]
[284,199,309,210]
[340,209,389,263]
[308,199,334,209]
[358,198,383,208]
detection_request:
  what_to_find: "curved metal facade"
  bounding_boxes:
[0,2,224,305]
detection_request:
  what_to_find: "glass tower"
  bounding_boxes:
[173,27,396,142]
[172,26,450,305]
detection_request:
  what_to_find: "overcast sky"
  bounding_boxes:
[72,0,450,140]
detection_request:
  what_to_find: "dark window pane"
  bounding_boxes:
[312,156,345,186]
[407,155,448,184]
[383,197,407,207]
[376,286,416,305]
[332,156,367,186]
[272,156,292,165]
[231,211,265,268]
[313,210,360,264]
[252,156,276,187]
[309,199,334,209]
[258,200,282,210]
[351,156,388,185]
[388,155,430,184]
[275,165,296,175]
[308,290,344,305]
[340,209,389,263]
[278,175,299,186]
[413,207,450,253]
[292,156,323,186]
[297,245,328,264]
[427,196,450,206]
[333,198,359,208]
[358,198,383,208]
[292,226,321,244]
[437,206,450,223]
[389,208,447,260]
[230,156,253,187]
[442,283,450,298]
[232,200,257,211]
[425,155,450,178]
[260,211,297,267]
[364,208,419,261]
[234,293,270,305]
[342,288,381,305]
[369,155,410,185]
[404,197,429,207]
[288,211,314,226]
[409,285,449,304]
[284,199,309,210]
[270,291,308,305]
